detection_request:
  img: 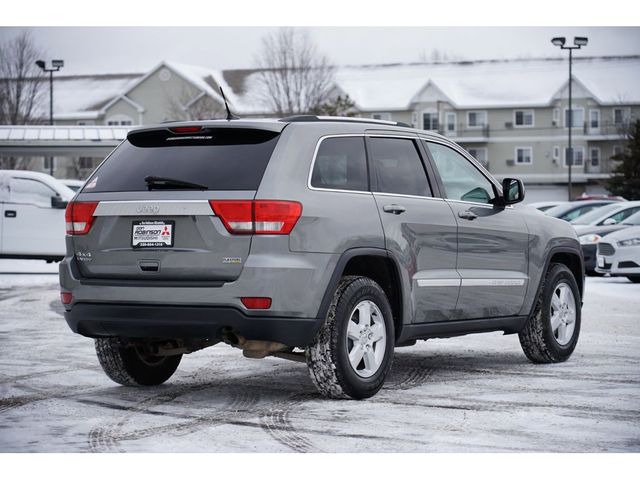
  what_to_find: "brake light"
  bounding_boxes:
[60,292,73,305]
[210,200,302,235]
[65,201,98,235]
[169,126,203,134]
[241,297,272,309]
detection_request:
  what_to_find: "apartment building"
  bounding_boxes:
[9,56,639,200]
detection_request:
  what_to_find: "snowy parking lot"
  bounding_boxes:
[0,259,638,453]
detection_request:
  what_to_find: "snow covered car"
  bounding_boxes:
[0,170,75,262]
[595,226,640,283]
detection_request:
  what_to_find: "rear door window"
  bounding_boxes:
[368,137,432,197]
[311,137,368,191]
[84,128,281,192]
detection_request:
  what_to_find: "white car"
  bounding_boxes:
[60,179,85,192]
[0,170,75,261]
[571,200,640,226]
[596,226,640,283]
[527,200,567,212]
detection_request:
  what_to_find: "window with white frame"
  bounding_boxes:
[78,157,95,170]
[467,111,487,128]
[445,112,457,133]
[589,147,600,167]
[613,108,628,125]
[552,108,560,125]
[514,110,534,127]
[564,107,584,128]
[466,147,487,165]
[589,109,600,129]
[564,146,584,167]
[612,145,624,158]
[422,112,439,131]
[371,113,391,121]
[553,146,560,161]
[515,147,533,165]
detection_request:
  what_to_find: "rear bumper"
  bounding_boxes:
[64,302,323,347]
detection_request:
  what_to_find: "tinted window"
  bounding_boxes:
[85,128,280,192]
[561,205,602,221]
[369,137,431,197]
[570,203,618,224]
[311,137,368,191]
[425,142,495,204]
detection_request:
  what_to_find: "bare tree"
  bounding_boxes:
[254,28,336,115]
[0,30,46,170]
[0,30,46,125]
[164,86,224,121]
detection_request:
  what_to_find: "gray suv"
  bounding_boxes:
[60,116,584,399]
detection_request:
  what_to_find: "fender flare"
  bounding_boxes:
[527,244,585,318]
[315,247,405,323]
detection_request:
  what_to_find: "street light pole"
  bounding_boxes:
[551,36,588,201]
[35,59,64,177]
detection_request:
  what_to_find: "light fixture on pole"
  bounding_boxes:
[35,59,64,176]
[551,37,588,201]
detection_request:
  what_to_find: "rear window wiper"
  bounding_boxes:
[144,176,208,190]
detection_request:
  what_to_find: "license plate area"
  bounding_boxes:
[132,220,174,248]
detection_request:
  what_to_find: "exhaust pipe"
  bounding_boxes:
[222,329,289,359]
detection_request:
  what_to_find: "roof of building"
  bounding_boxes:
[36,55,640,120]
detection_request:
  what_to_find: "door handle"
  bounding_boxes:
[458,210,477,220]
[4,210,16,218]
[383,204,406,215]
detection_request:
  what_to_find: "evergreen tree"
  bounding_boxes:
[607,119,640,200]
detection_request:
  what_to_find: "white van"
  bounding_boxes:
[0,170,75,261]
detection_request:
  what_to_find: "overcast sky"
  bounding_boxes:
[1,26,639,75]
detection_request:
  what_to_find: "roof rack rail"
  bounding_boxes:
[279,115,411,128]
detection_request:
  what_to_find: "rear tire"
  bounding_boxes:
[306,276,395,400]
[519,263,581,363]
[95,338,182,386]
[627,276,640,283]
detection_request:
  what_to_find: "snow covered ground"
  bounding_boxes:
[0,259,638,452]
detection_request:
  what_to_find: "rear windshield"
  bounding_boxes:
[84,128,280,192]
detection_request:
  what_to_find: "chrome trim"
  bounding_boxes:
[461,278,526,287]
[307,133,421,194]
[416,278,526,287]
[373,191,444,202]
[416,279,461,287]
[94,200,213,216]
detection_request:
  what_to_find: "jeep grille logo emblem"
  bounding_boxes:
[136,204,160,214]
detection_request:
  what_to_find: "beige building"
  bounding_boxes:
[21,56,640,200]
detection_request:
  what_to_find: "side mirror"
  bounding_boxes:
[501,178,525,205]
[603,217,617,226]
[51,195,68,209]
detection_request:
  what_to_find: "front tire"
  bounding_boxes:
[519,263,581,363]
[95,337,182,386]
[306,276,395,399]
[627,276,640,284]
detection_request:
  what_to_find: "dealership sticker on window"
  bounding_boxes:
[132,220,174,248]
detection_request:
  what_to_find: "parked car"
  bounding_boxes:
[544,200,617,222]
[575,193,626,202]
[59,117,584,399]
[570,201,640,226]
[527,201,567,212]
[61,179,85,192]
[575,210,640,275]
[596,226,640,283]
[0,170,75,262]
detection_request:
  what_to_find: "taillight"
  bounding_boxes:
[240,297,272,309]
[210,200,302,235]
[65,201,98,235]
[60,292,73,305]
[169,126,203,134]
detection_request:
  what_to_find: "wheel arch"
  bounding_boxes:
[316,248,405,341]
